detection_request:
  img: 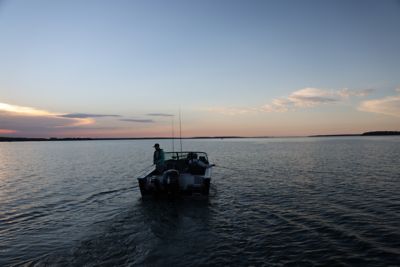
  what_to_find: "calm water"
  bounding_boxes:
[0,137,399,266]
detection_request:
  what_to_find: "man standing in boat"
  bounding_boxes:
[153,143,165,173]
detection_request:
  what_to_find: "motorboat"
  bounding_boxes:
[137,151,213,198]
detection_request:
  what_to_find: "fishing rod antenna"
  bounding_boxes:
[179,108,183,152]
[171,115,175,152]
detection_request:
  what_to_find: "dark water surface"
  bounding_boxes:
[0,137,399,266]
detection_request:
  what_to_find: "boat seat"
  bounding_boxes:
[165,160,177,170]
[199,156,209,164]
[165,159,186,171]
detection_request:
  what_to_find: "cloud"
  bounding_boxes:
[0,102,95,127]
[60,113,120,118]
[0,102,97,136]
[359,95,400,117]
[258,88,341,112]
[55,118,95,127]
[338,88,374,98]
[207,87,373,115]
[287,88,340,107]
[52,126,118,130]
[0,112,85,136]
[120,118,155,123]
[261,98,290,112]
[205,107,256,116]
[146,113,174,117]
[0,102,57,116]
[58,113,124,127]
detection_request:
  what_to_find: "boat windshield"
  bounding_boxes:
[164,151,209,163]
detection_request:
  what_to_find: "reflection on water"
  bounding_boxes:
[0,137,399,266]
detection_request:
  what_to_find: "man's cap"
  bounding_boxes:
[153,143,160,148]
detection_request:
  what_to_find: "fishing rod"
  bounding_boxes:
[212,164,242,173]
[171,115,175,152]
[179,107,183,152]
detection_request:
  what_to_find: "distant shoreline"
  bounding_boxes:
[0,131,399,142]
[310,131,400,137]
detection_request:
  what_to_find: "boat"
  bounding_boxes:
[137,151,214,198]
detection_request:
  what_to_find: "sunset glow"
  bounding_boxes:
[0,102,56,117]
[0,129,17,134]
[0,0,399,138]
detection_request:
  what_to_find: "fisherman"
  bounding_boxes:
[188,153,209,168]
[153,143,165,173]
[187,153,213,174]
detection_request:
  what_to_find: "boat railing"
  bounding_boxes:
[164,151,209,163]
[136,151,211,179]
[136,164,155,179]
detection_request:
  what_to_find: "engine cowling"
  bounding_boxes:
[162,169,180,194]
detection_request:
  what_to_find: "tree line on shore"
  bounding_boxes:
[0,131,399,142]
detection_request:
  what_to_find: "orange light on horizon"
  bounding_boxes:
[55,117,95,127]
[0,129,17,134]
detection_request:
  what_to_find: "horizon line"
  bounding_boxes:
[1,131,399,142]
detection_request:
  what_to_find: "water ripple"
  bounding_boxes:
[1,138,400,266]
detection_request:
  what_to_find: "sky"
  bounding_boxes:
[0,0,399,138]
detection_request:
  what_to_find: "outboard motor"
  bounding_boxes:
[162,169,180,195]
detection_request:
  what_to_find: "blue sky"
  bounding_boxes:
[0,0,399,137]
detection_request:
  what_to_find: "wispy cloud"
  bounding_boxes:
[53,126,118,130]
[60,113,120,118]
[207,88,373,115]
[358,90,400,117]
[0,102,57,116]
[287,88,339,107]
[285,88,373,108]
[55,118,95,127]
[0,102,97,135]
[146,113,174,117]
[0,101,171,137]
[120,118,155,123]
[0,113,88,136]
[261,98,291,112]
[338,88,374,98]
[205,107,256,116]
